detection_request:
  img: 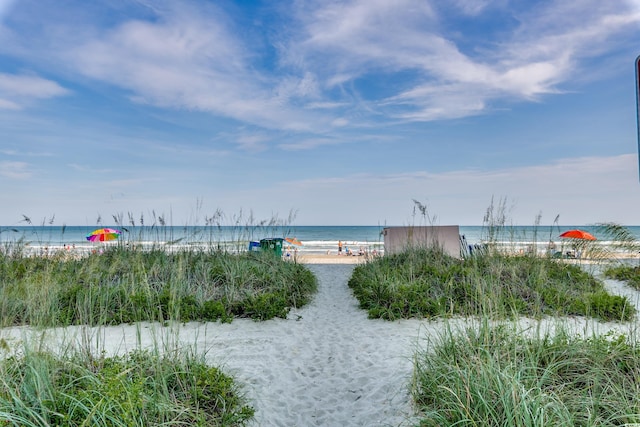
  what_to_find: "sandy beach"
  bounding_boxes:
[2,260,640,426]
[296,254,371,264]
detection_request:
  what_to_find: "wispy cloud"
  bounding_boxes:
[234,133,271,152]
[0,161,31,179]
[0,72,69,109]
[448,0,495,16]
[277,137,343,151]
[286,0,640,121]
[59,2,330,133]
[3,0,637,129]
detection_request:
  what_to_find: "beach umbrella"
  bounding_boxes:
[285,237,303,246]
[559,229,596,240]
[86,228,122,242]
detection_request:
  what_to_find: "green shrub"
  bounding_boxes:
[349,247,634,321]
[241,292,290,321]
[0,349,254,426]
[202,300,232,322]
[0,248,317,327]
[604,265,640,290]
[586,291,634,321]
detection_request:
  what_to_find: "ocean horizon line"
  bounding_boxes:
[0,226,640,231]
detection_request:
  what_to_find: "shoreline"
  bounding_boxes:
[295,254,372,264]
[5,247,639,264]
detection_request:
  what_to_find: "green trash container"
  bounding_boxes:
[259,238,284,257]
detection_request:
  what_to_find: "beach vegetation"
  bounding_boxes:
[352,201,635,322]
[401,205,640,425]
[0,246,317,327]
[349,246,634,321]
[595,222,640,258]
[413,322,640,426]
[595,222,640,290]
[604,265,640,290]
[0,345,254,426]
[0,209,315,426]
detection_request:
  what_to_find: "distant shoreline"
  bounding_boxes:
[295,254,371,264]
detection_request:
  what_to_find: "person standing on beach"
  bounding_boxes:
[338,240,343,255]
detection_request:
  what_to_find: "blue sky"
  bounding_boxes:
[1,0,640,226]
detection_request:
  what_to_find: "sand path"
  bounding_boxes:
[193,263,426,426]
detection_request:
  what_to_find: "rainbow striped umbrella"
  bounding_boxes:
[86,228,122,242]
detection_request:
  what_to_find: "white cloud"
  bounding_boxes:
[277,137,341,151]
[0,73,68,97]
[381,82,491,120]
[63,4,330,133]
[0,98,19,109]
[0,72,68,109]
[4,0,637,129]
[235,133,271,152]
[448,0,496,16]
[274,72,320,103]
[0,161,31,179]
[286,0,640,121]
[305,101,349,109]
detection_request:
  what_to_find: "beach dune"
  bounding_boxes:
[1,263,426,426]
[3,261,640,426]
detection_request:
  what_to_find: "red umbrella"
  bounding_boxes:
[285,237,303,246]
[559,229,596,240]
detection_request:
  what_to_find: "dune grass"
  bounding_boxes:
[0,210,317,426]
[349,246,634,322]
[395,214,640,426]
[413,322,640,426]
[5,208,640,426]
[0,345,254,426]
[604,264,640,291]
[0,243,314,426]
[0,246,317,327]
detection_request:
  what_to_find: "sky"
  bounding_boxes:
[1,0,640,227]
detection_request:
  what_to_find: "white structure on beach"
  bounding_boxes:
[382,225,461,258]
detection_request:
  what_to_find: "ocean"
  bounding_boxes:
[2,224,640,256]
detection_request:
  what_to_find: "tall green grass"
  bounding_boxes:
[349,246,634,321]
[104,208,299,252]
[367,205,640,424]
[413,322,640,426]
[599,222,640,290]
[0,344,254,426]
[0,247,317,327]
[0,209,316,426]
